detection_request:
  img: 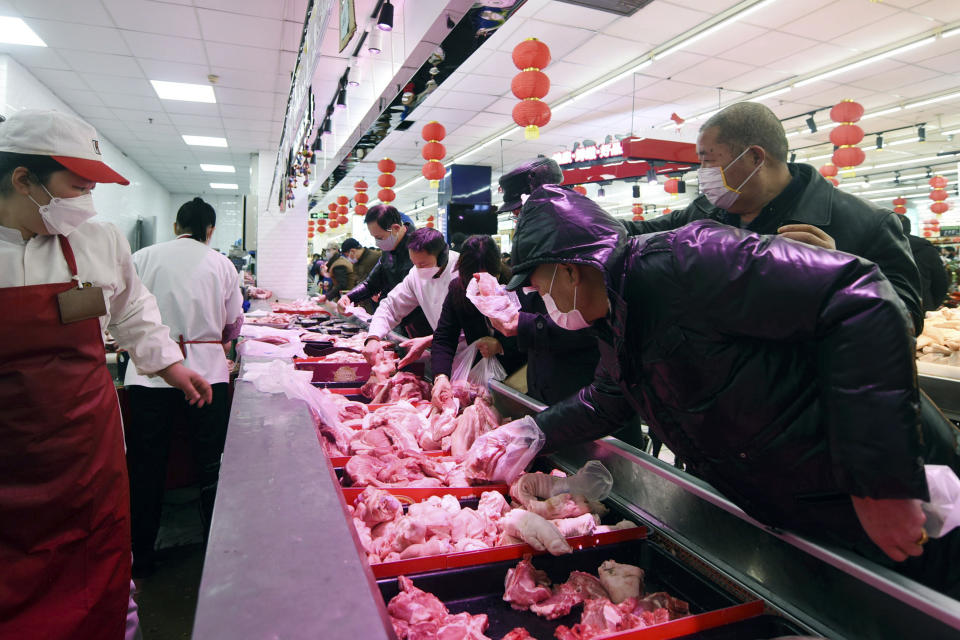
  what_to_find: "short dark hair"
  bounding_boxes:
[457,235,501,284]
[898,214,911,235]
[176,197,217,242]
[701,102,788,163]
[407,227,448,270]
[341,238,361,252]
[364,204,403,230]
[0,152,67,195]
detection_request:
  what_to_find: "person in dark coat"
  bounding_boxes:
[899,215,948,311]
[626,102,924,335]
[338,205,431,337]
[493,157,601,404]
[431,235,525,381]
[341,237,381,313]
[466,184,960,596]
[323,242,355,301]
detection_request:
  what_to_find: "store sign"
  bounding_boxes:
[941,226,960,237]
[552,140,624,166]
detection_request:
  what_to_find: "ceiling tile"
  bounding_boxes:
[74,104,116,120]
[720,67,794,93]
[206,42,280,73]
[605,2,710,42]
[218,104,276,121]
[64,50,145,77]
[719,31,819,67]
[81,73,155,96]
[281,20,302,52]
[847,64,942,93]
[670,57,755,87]
[138,58,211,85]
[840,13,940,53]
[681,22,768,58]
[30,67,89,91]
[741,0,835,29]
[27,19,131,55]
[168,113,224,130]
[1,46,71,71]
[770,42,853,77]
[564,33,648,70]
[92,92,165,111]
[161,100,221,116]
[498,20,601,62]
[779,0,898,42]
[197,8,283,49]
[909,0,960,22]
[643,50,709,79]
[103,0,202,38]
[14,0,113,26]
[214,87,276,108]
[53,88,105,106]
[534,2,619,30]
[121,32,207,64]
[194,0,284,19]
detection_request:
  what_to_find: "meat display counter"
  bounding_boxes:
[192,351,959,639]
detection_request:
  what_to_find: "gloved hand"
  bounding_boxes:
[337,295,355,316]
[464,415,545,484]
[397,335,432,369]
[501,508,571,555]
[489,309,519,337]
[362,337,386,366]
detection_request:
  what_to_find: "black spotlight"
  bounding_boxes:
[597,186,606,198]
[632,184,641,199]
[322,118,332,135]
[789,152,796,163]
[677,179,686,194]
[875,134,883,150]
[805,115,817,133]
[918,125,926,142]
[336,87,347,110]
[646,168,657,184]
[377,0,394,31]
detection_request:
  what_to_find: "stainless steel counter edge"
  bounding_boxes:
[191,375,394,640]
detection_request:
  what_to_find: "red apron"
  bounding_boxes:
[0,235,129,639]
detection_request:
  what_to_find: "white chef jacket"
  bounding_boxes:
[0,220,183,375]
[368,251,461,339]
[124,235,243,388]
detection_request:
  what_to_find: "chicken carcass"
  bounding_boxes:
[502,629,538,640]
[597,560,644,604]
[503,554,553,610]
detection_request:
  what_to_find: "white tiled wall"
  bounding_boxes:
[0,55,172,247]
[170,192,245,253]
[257,184,308,300]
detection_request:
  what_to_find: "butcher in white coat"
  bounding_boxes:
[123,196,244,577]
[364,227,467,369]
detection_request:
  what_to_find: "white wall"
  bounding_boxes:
[0,55,171,246]
[170,192,245,253]
[258,184,308,300]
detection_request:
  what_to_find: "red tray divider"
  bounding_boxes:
[371,526,648,579]
[608,600,765,640]
[341,484,510,504]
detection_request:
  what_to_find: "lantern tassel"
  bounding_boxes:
[524,125,540,140]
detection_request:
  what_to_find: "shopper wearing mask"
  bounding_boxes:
[308,252,323,284]
[625,101,923,334]
[323,240,355,301]
[341,237,381,283]
[490,157,601,403]
[338,205,431,337]
[363,228,462,369]
[432,234,525,384]
[464,184,960,596]
[0,109,212,639]
[123,197,243,576]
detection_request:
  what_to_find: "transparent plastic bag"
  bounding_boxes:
[467,354,507,387]
[550,460,613,502]
[464,415,546,484]
[450,340,479,382]
[922,464,960,538]
[466,272,522,324]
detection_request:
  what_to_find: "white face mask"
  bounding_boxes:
[376,229,399,251]
[29,184,97,236]
[415,265,440,280]
[325,249,336,259]
[541,264,591,331]
[696,147,763,211]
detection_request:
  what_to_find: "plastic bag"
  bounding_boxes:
[551,460,614,502]
[466,272,521,324]
[922,464,960,538]
[450,340,479,382]
[464,415,546,484]
[239,359,342,428]
[467,353,507,387]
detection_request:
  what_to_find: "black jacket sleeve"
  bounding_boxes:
[346,258,386,303]
[329,265,349,299]
[621,207,695,236]
[862,212,924,333]
[916,242,949,310]
[431,286,462,378]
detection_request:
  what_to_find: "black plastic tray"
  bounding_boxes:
[673,614,806,639]
[377,539,746,639]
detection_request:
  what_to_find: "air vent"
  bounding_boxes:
[555,0,652,16]
[395,120,416,131]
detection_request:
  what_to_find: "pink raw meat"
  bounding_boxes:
[352,487,402,527]
[502,629,538,640]
[388,576,448,625]
[387,575,492,640]
[503,555,553,610]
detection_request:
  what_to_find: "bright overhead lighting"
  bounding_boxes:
[943,127,960,136]
[151,80,216,103]
[904,91,960,109]
[183,135,227,147]
[795,37,936,88]
[944,26,960,38]
[751,87,791,102]
[860,106,903,121]
[656,0,779,60]
[200,164,236,173]
[210,183,238,189]
[0,17,46,46]
[869,154,944,170]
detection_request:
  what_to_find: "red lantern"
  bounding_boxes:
[930,190,949,202]
[336,195,348,206]
[664,178,680,195]
[663,208,672,215]
[338,215,349,225]
[422,141,446,161]
[354,180,368,191]
[427,216,435,222]
[354,204,368,217]
[511,70,550,100]
[378,173,396,188]
[377,158,396,173]
[930,175,949,189]
[832,146,865,170]
[337,205,349,216]
[892,197,907,206]
[819,163,838,178]
[426,221,435,229]
[354,179,368,216]
[931,202,949,215]
[328,203,337,213]
[378,188,395,203]
[829,124,864,147]
[573,185,587,196]
[829,100,864,124]
[354,192,369,204]
[421,122,446,143]
[512,38,551,140]
[307,232,315,239]
[329,220,339,229]
[422,161,445,183]
[827,177,839,187]
[894,206,907,215]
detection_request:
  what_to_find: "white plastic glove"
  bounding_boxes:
[464,415,545,484]
[501,509,571,555]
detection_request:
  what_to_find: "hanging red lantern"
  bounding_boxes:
[377,158,396,173]
[930,190,949,202]
[378,188,396,203]
[427,216,435,222]
[337,205,349,216]
[338,215,349,225]
[892,197,907,206]
[422,161,445,184]
[573,185,587,196]
[829,124,864,147]
[421,121,447,187]
[354,204,368,217]
[511,38,551,140]
[894,206,907,215]
[336,195,348,206]
[329,220,339,229]
[832,146,865,171]
[819,163,838,178]
[827,177,839,187]
[354,192,369,204]
[354,180,369,215]
[426,221,435,229]
[422,141,446,161]
[931,202,949,215]
[328,203,337,213]
[422,122,446,143]
[664,178,680,195]
[829,100,864,124]
[378,173,396,188]
[930,175,949,189]
[307,232,315,239]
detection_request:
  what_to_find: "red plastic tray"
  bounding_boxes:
[371,526,649,579]
[609,600,765,639]
[329,450,444,468]
[341,484,510,504]
[295,356,371,383]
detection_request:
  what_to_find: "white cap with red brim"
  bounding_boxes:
[0,109,129,185]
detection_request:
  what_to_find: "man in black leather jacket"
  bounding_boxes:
[627,101,924,334]
[481,184,959,596]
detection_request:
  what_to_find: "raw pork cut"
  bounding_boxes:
[353,487,402,526]
[502,630,538,640]
[597,560,644,604]
[344,452,448,488]
[387,575,492,640]
[503,555,552,610]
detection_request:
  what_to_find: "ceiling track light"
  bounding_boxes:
[918,125,926,142]
[322,118,332,135]
[336,87,347,110]
[876,134,883,150]
[805,115,818,133]
[367,29,383,54]
[377,0,394,31]
[347,61,360,87]
[632,185,641,199]
[597,186,606,198]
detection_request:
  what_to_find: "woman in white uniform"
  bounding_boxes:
[363,227,464,369]
[0,109,211,640]
[124,196,243,576]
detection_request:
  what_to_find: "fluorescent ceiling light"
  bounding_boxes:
[656,0,779,60]
[904,91,960,109]
[751,87,791,102]
[210,183,238,189]
[394,176,424,193]
[860,106,904,121]
[151,80,216,103]
[200,164,235,173]
[869,154,944,170]
[943,127,960,136]
[0,16,46,46]
[795,37,936,88]
[183,135,227,147]
[943,26,960,38]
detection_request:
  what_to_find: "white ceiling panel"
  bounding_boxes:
[30,67,89,91]
[681,22,768,58]
[53,88,105,107]
[720,31,819,66]
[110,108,172,125]
[206,42,281,73]
[721,67,794,93]
[218,104,276,121]
[196,8,283,49]
[13,0,112,26]
[841,13,940,53]
[670,56,756,87]
[534,2,618,31]
[780,0,898,42]
[74,104,116,120]
[496,20,599,63]
[93,92,164,111]
[81,73,155,96]
[120,32,209,65]
[64,50,144,77]
[606,2,709,42]
[643,50,709,79]
[101,0,202,38]
[0,45,71,70]
[214,87,277,108]
[160,100,221,117]
[846,64,942,93]
[138,59,209,85]
[27,19,132,54]
[281,20,303,52]
[770,42,853,76]
[194,0,285,19]
[563,33,650,69]
[910,0,960,21]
